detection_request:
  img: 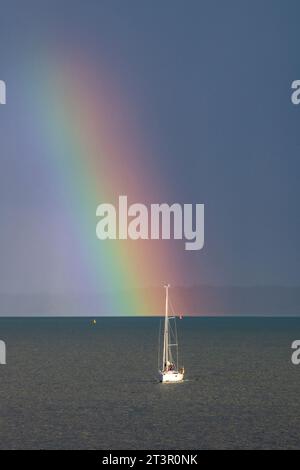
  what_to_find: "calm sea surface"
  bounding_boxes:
[0,317,300,449]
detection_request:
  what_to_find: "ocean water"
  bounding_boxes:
[0,317,300,449]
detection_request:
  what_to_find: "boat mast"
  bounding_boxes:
[163,284,170,370]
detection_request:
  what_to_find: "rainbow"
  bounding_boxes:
[25,50,174,315]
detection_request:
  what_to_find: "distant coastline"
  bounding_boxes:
[0,285,299,316]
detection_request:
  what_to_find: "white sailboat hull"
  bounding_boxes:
[159,371,184,383]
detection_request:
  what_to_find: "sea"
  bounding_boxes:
[0,317,300,450]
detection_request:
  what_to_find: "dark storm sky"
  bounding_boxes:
[0,0,300,293]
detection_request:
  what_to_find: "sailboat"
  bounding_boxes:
[159,284,185,383]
